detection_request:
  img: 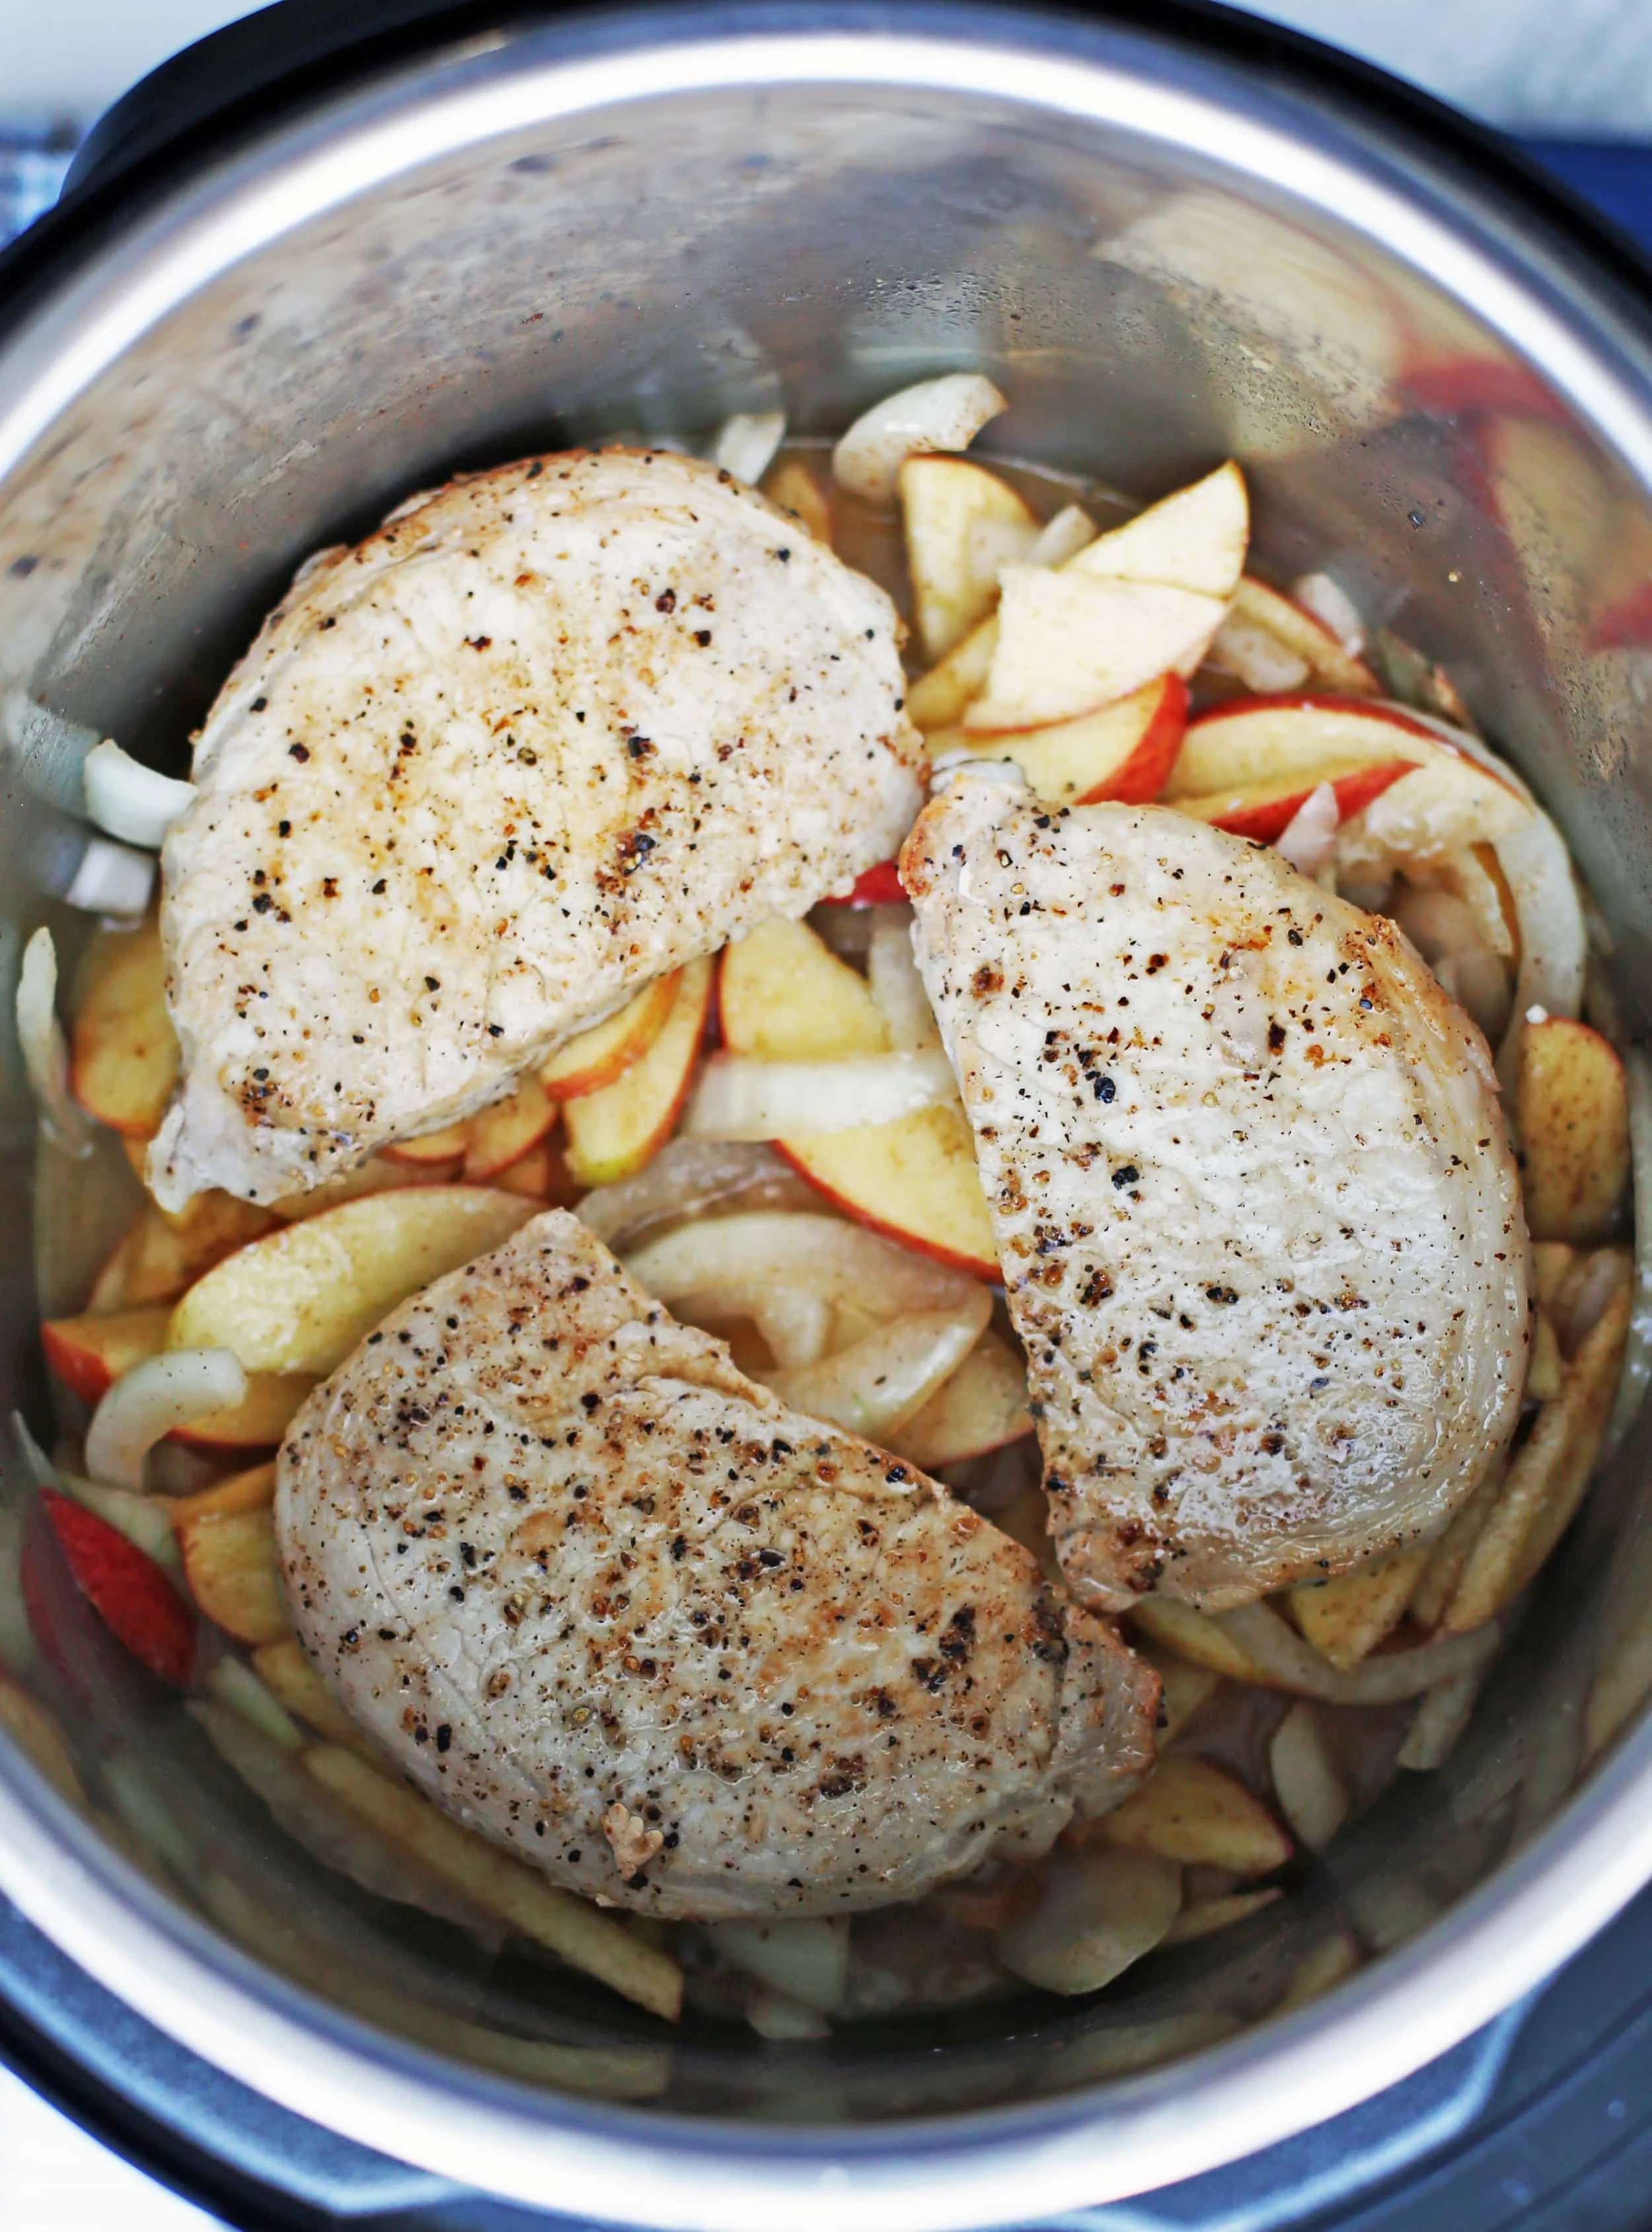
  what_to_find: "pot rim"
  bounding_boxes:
[5,9,1652,2225]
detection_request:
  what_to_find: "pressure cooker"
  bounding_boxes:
[6,4,1652,2226]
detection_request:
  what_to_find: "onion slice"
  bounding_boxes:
[711,411,786,487]
[64,836,155,918]
[623,1209,984,1322]
[1022,503,1098,568]
[831,374,1006,504]
[679,1048,954,1142]
[15,927,93,1154]
[83,739,196,848]
[1495,809,1587,1093]
[1214,1598,1503,1705]
[577,1138,813,1251]
[1291,572,1367,654]
[760,1294,993,1438]
[85,1349,248,1492]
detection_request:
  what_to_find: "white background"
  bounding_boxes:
[1,0,1649,2222]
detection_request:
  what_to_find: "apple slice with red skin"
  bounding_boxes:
[42,1303,314,1450]
[34,1488,198,1689]
[43,1304,172,1406]
[817,860,908,908]
[562,959,714,1188]
[719,920,998,1280]
[462,1074,556,1183]
[1167,695,1500,796]
[930,674,1187,809]
[382,1121,472,1169]
[541,972,681,1102]
[1173,759,1412,844]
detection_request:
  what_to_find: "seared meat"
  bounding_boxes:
[153,451,922,1209]
[276,1209,1158,1919]
[901,782,1528,1612]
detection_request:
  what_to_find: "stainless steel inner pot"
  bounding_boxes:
[5,8,1652,2227]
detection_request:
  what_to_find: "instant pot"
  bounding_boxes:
[8,3,1652,2226]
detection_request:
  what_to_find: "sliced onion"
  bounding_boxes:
[15,927,93,1155]
[760,1294,993,1438]
[1276,781,1339,878]
[868,911,939,1051]
[1215,1598,1502,1705]
[1607,1046,1652,1453]
[85,1349,248,1492]
[1494,809,1587,1094]
[1291,572,1367,655]
[711,411,786,486]
[63,835,155,918]
[680,1047,954,1141]
[1388,880,1512,1042]
[83,739,196,848]
[831,374,1007,504]
[708,1916,848,2015]
[1023,503,1098,568]
[623,1209,983,1321]
[1398,1662,1485,1771]
[577,1138,813,1250]
[1268,1701,1349,1852]
[206,1656,304,1752]
[751,1288,835,1368]
[1207,613,1311,694]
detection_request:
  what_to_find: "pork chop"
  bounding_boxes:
[275,1209,1158,1920]
[901,780,1529,1612]
[153,450,922,1209]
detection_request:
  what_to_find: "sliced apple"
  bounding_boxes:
[1172,758,1411,844]
[542,973,681,1101]
[268,1154,464,1221]
[157,1459,276,1528]
[39,1489,197,1688]
[1068,461,1248,599]
[562,959,714,1189]
[463,1074,556,1183]
[965,571,1227,733]
[931,674,1187,809]
[43,1304,172,1406]
[907,613,1000,731]
[382,1120,472,1169]
[165,1185,538,1376]
[719,921,998,1279]
[172,1372,317,1452]
[887,1329,1033,1469]
[176,1506,288,1647]
[1168,696,1529,863]
[1517,1018,1630,1245]
[89,1193,282,1312]
[492,1136,578,1202]
[1168,696,1441,797]
[1226,577,1378,697]
[69,916,179,1138]
[899,455,1037,660]
[761,455,833,544]
[40,1303,304,1447]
